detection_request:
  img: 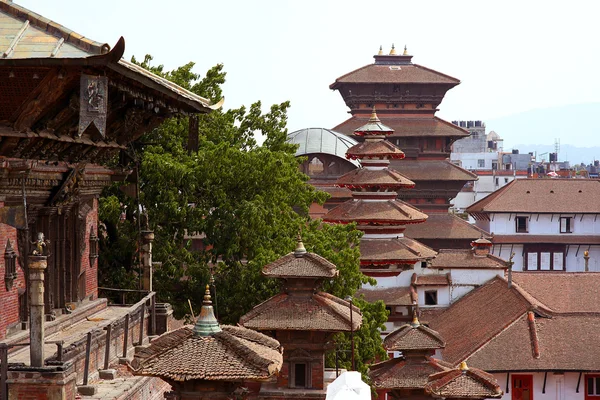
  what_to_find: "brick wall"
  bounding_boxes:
[0,200,25,340]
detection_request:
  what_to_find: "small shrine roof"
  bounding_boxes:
[287,127,360,167]
[239,291,361,332]
[425,363,503,399]
[323,199,428,225]
[404,214,490,240]
[430,250,507,269]
[383,317,445,351]
[130,325,283,382]
[359,237,437,264]
[262,251,338,279]
[369,357,446,390]
[390,159,478,181]
[334,116,469,138]
[336,168,415,189]
[346,140,406,160]
[356,286,415,306]
[412,273,451,286]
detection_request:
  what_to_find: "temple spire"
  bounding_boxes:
[193,284,222,336]
[403,45,408,55]
[389,43,397,55]
[294,233,307,258]
[378,45,383,55]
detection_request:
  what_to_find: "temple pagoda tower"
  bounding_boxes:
[330,46,487,250]
[323,109,436,277]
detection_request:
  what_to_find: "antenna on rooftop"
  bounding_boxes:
[554,138,560,160]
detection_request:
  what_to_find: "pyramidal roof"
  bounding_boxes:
[383,316,445,351]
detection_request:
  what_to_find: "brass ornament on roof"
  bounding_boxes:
[193,284,222,337]
[378,45,383,55]
[403,45,408,56]
[294,233,307,258]
[389,43,397,55]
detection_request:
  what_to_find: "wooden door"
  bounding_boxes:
[512,375,533,400]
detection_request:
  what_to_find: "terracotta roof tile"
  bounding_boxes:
[429,277,532,365]
[404,214,491,240]
[130,325,282,382]
[467,179,600,214]
[430,249,507,269]
[383,322,445,351]
[333,117,468,138]
[346,140,406,160]
[512,272,600,313]
[262,252,338,279]
[360,237,437,264]
[390,159,477,181]
[425,366,503,399]
[466,313,600,372]
[336,168,415,189]
[331,64,460,87]
[356,286,415,306]
[323,199,428,225]
[239,292,362,332]
[412,273,451,286]
[369,357,446,389]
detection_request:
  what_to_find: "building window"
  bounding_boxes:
[492,161,498,170]
[586,375,600,399]
[293,363,307,388]
[512,375,533,400]
[424,290,438,306]
[515,216,528,233]
[477,159,485,168]
[525,246,565,271]
[495,178,499,186]
[504,178,509,183]
[560,217,573,233]
[4,239,17,290]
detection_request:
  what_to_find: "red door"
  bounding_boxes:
[512,375,533,400]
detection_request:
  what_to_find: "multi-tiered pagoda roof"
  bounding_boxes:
[323,109,436,273]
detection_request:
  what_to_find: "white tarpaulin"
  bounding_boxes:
[326,371,370,400]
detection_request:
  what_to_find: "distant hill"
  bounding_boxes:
[485,103,600,165]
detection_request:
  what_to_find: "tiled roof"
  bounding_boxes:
[130,325,283,382]
[492,235,600,245]
[390,159,478,181]
[430,249,507,269]
[346,140,406,160]
[333,117,468,138]
[239,291,362,332]
[465,313,600,372]
[323,199,428,225]
[356,286,415,306]
[336,168,415,189]
[287,127,360,167]
[369,357,446,390]
[262,252,338,279]
[404,214,491,241]
[360,237,437,264]
[467,179,600,214]
[512,272,600,313]
[412,273,451,286]
[429,277,532,365]
[425,365,503,399]
[331,64,460,87]
[383,321,445,351]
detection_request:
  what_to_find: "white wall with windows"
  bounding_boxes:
[490,371,592,400]
[487,213,600,236]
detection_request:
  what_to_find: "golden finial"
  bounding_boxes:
[411,310,420,327]
[378,45,383,55]
[294,231,307,257]
[203,284,212,305]
[389,43,397,55]
[369,106,380,123]
[403,45,408,55]
[459,361,469,371]
[584,250,590,258]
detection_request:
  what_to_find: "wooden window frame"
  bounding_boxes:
[424,290,438,306]
[585,374,600,400]
[524,245,566,271]
[515,216,529,233]
[511,374,533,400]
[560,216,573,234]
[291,362,310,388]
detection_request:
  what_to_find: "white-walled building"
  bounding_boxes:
[452,170,529,213]
[468,179,600,272]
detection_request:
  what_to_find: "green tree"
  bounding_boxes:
[98,55,387,375]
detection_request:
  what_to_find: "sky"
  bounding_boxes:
[17,0,600,148]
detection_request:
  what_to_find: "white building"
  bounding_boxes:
[468,179,600,272]
[452,170,529,213]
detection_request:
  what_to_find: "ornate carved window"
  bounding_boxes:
[4,239,17,289]
[89,227,99,267]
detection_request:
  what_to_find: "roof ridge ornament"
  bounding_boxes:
[369,106,381,123]
[403,45,408,56]
[378,45,383,55]
[411,311,420,327]
[389,43,397,55]
[193,284,222,336]
[294,232,307,258]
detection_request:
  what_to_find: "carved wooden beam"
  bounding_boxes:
[11,70,78,132]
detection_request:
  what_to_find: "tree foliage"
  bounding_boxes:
[99,55,387,375]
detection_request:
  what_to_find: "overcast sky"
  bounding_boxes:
[18,0,600,145]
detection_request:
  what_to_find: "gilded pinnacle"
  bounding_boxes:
[403,45,408,55]
[294,233,307,257]
[389,43,397,55]
[378,45,383,55]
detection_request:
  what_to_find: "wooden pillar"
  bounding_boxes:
[29,254,47,367]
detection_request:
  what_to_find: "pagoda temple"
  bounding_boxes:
[369,315,502,400]
[329,45,487,250]
[131,286,283,400]
[239,238,362,399]
[322,109,436,277]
